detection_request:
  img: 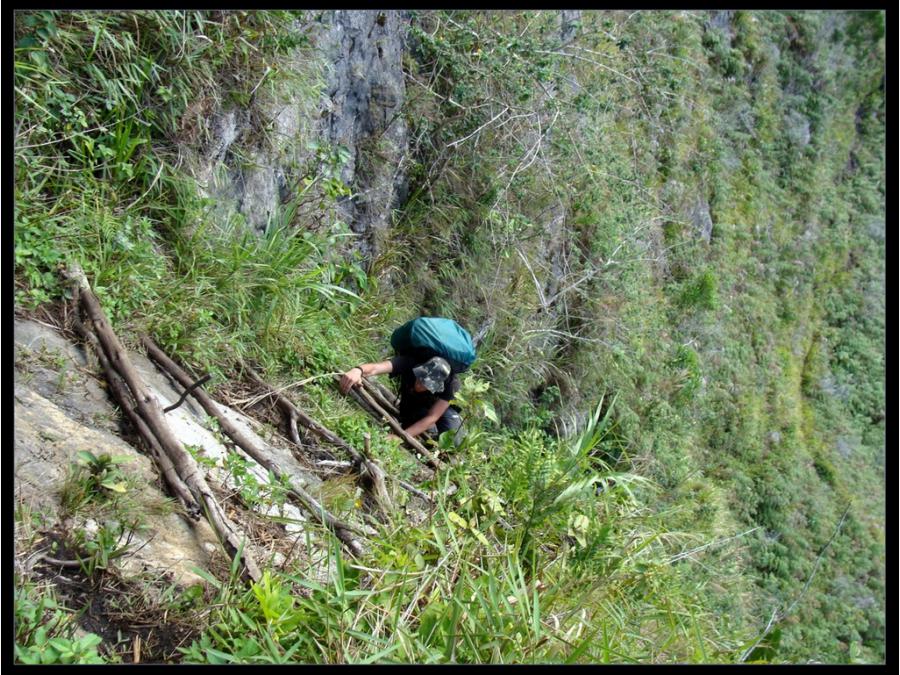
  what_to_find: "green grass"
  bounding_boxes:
[14,9,883,665]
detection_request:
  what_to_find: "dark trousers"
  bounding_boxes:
[403,407,465,446]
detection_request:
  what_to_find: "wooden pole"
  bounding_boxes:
[143,337,370,556]
[359,378,400,418]
[63,264,261,583]
[70,306,200,519]
[337,375,444,470]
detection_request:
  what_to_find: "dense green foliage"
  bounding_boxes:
[14,10,883,664]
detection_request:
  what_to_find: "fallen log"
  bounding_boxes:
[63,264,261,583]
[70,303,200,519]
[143,338,369,556]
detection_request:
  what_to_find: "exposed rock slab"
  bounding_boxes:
[14,319,329,587]
[14,382,220,588]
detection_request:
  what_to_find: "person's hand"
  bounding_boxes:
[339,366,363,394]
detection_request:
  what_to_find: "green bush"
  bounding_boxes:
[679,270,718,310]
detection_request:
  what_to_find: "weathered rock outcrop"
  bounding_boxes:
[186,10,410,262]
[319,10,410,259]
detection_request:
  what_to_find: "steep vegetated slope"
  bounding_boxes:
[14,10,884,664]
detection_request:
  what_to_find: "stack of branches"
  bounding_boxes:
[140,338,372,557]
[242,368,434,505]
[62,263,264,583]
[62,263,372,582]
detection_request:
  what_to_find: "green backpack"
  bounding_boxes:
[390,317,476,373]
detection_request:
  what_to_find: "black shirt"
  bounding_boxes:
[389,355,461,424]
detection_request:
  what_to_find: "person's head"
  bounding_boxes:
[412,356,452,394]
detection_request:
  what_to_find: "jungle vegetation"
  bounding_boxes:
[14,10,885,664]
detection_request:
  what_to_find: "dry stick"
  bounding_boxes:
[143,338,368,556]
[317,460,354,469]
[359,378,400,418]
[341,377,444,470]
[243,367,393,518]
[246,367,364,457]
[369,379,400,409]
[739,502,854,663]
[345,386,381,419]
[70,306,200,519]
[362,433,394,519]
[63,265,262,583]
[397,479,433,503]
[281,406,337,461]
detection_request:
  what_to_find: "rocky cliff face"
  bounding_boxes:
[187,11,409,262]
[319,10,410,259]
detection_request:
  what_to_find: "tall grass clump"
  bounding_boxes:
[180,398,755,664]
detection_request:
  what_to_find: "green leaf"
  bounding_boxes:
[15,647,41,665]
[359,640,404,664]
[34,626,48,645]
[481,401,499,424]
[47,637,71,651]
[41,646,61,664]
[77,633,103,650]
[746,627,782,662]
[204,647,236,664]
[447,511,468,529]
[101,480,128,493]
[471,528,490,547]
[76,450,98,466]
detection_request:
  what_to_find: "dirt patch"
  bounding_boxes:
[31,528,206,664]
[15,299,72,335]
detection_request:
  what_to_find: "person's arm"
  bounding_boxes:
[339,360,393,394]
[402,399,450,438]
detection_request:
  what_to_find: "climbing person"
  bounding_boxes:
[339,317,476,446]
[339,355,464,445]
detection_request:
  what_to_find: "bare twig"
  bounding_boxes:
[447,106,510,148]
[666,526,761,564]
[535,49,641,85]
[738,503,853,662]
